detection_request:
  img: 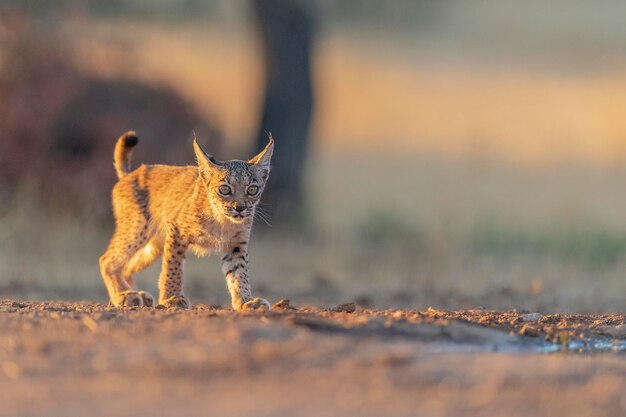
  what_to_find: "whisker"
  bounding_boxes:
[255,210,272,224]
[255,207,272,220]
[254,215,271,227]
[253,207,272,226]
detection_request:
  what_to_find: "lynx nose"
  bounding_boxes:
[234,204,246,213]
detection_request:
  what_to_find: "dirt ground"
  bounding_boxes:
[0,299,625,417]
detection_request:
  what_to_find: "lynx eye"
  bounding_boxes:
[218,185,232,196]
[246,185,259,196]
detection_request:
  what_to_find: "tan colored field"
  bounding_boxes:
[72,20,626,165]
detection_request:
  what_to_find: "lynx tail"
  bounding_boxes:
[113,131,139,179]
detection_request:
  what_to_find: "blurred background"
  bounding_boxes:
[1,0,626,312]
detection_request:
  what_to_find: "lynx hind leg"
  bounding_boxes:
[123,240,161,282]
[100,224,155,307]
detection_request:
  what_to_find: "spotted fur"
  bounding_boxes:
[99,131,274,310]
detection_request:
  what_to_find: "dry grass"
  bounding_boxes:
[2,153,626,313]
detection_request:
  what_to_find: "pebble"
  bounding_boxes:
[392,310,404,320]
[519,323,539,337]
[521,313,543,322]
[272,299,293,311]
[330,302,356,314]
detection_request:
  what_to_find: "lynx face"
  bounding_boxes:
[194,140,272,224]
[206,161,268,223]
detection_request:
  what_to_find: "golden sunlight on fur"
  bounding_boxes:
[99,131,274,310]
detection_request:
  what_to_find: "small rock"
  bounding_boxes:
[519,323,539,337]
[521,312,543,322]
[272,299,294,311]
[330,302,356,313]
[392,310,404,320]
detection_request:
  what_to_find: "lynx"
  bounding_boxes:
[99,131,274,310]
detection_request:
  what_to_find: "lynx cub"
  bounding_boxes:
[99,131,274,310]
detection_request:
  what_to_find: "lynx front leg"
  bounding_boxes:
[221,241,269,311]
[158,228,190,308]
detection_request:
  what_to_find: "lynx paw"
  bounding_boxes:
[159,295,191,309]
[138,291,155,307]
[241,298,271,311]
[115,290,155,307]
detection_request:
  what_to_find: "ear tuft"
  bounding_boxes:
[249,133,274,170]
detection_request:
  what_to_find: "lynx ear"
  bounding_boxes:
[193,134,220,172]
[248,134,274,171]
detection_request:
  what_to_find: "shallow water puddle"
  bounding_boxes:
[537,337,626,354]
[431,335,626,355]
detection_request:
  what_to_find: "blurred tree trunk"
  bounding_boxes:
[252,0,315,225]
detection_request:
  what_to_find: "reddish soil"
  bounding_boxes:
[0,300,625,417]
